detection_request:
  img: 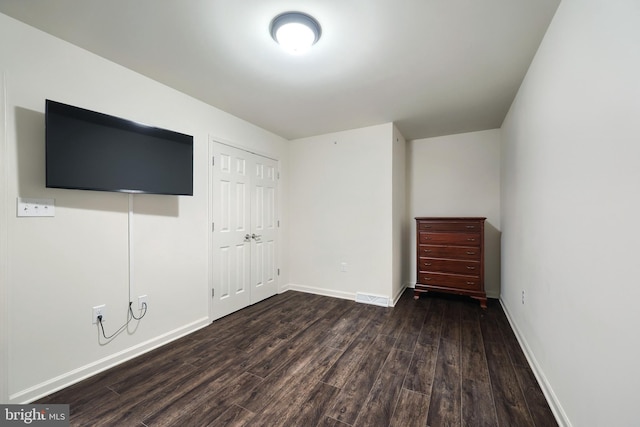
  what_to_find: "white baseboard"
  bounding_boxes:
[282,283,403,308]
[499,300,571,427]
[11,317,210,404]
[391,284,412,306]
[282,284,411,308]
[281,283,356,302]
[486,289,500,299]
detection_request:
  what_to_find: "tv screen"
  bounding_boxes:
[46,100,193,196]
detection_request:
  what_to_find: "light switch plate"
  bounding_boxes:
[17,197,55,217]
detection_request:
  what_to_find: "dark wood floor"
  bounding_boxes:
[38,289,557,426]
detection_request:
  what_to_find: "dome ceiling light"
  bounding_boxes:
[270,12,321,54]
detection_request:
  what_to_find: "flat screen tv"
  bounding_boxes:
[46,99,193,196]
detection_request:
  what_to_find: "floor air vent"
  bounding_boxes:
[355,293,389,307]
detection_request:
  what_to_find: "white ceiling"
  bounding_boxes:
[0,0,560,140]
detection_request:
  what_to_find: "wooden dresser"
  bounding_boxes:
[415,217,487,308]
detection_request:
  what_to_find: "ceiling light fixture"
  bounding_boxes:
[270,12,321,54]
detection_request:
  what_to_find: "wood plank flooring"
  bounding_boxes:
[37,290,557,426]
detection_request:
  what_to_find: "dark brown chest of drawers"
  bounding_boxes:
[415,217,487,308]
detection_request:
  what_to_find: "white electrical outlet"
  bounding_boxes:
[138,295,148,310]
[17,197,55,217]
[92,304,106,324]
[340,262,348,272]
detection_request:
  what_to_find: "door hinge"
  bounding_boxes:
[212,288,215,297]
[212,156,215,166]
[277,171,280,179]
[212,222,215,232]
[277,268,280,276]
[277,220,280,227]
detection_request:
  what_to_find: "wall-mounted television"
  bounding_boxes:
[45,99,194,196]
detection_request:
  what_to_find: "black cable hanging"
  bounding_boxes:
[98,301,148,340]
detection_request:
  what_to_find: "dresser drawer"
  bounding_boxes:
[417,221,483,233]
[417,272,481,290]
[419,232,481,246]
[418,245,480,260]
[418,258,480,276]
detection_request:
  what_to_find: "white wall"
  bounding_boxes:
[391,125,409,302]
[1,70,9,406]
[0,13,288,403]
[287,123,397,301]
[408,129,501,297]
[500,0,640,425]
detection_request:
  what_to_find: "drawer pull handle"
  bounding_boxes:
[423,225,432,228]
[424,277,432,281]
[466,281,475,285]
[466,251,476,255]
[424,237,431,240]
[424,263,432,266]
[424,249,432,253]
[465,225,475,229]
[466,266,476,270]
[467,238,476,242]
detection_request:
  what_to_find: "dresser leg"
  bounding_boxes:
[471,296,488,309]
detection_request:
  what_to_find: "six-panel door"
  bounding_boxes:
[211,142,278,320]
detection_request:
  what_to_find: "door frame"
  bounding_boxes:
[208,135,281,322]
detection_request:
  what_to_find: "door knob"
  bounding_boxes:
[244,234,251,242]
[251,233,262,241]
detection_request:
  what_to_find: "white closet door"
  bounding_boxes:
[250,156,278,304]
[210,141,278,320]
